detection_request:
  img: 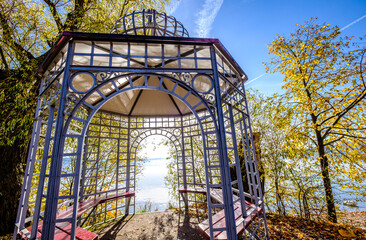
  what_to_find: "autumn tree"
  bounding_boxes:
[265,18,366,223]
[0,0,170,234]
[247,89,324,218]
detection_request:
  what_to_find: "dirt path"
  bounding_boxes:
[93,210,203,240]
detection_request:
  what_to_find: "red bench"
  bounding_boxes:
[61,192,135,221]
[183,188,262,240]
[18,222,98,240]
[18,192,135,240]
[198,200,261,240]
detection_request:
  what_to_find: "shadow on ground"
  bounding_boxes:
[96,210,203,240]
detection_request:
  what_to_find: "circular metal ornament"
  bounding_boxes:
[192,74,214,94]
[70,72,96,94]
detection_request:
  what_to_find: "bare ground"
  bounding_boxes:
[92,210,204,240]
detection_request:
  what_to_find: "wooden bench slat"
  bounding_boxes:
[215,207,243,239]
[57,191,135,219]
[56,224,98,240]
[210,188,240,204]
[198,199,263,240]
[20,221,98,240]
[199,204,242,238]
[178,188,207,195]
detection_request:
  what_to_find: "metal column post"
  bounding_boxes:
[125,116,131,214]
[41,41,74,239]
[79,128,90,202]
[180,116,188,210]
[210,46,237,240]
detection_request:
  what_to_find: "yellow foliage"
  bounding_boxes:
[0,0,171,68]
[264,17,366,218]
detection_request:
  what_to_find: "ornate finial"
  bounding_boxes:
[112,9,189,37]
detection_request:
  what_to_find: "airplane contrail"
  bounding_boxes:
[246,14,366,86]
[244,73,266,85]
[340,14,366,31]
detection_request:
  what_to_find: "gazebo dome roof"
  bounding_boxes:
[112,9,189,37]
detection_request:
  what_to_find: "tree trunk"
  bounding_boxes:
[316,133,337,223]
[0,143,28,234]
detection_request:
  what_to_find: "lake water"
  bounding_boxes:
[135,158,366,213]
[135,158,171,212]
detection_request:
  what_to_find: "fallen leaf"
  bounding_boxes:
[338,229,356,237]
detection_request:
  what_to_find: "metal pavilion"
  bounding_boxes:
[14,10,268,240]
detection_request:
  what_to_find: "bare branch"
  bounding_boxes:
[43,0,63,33]
[323,90,366,138]
[331,126,366,131]
[360,50,366,89]
[324,136,345,146]
[328,132,366,140]
[0,11,35,62]
[0,45,9,70]
[119,0,130,18]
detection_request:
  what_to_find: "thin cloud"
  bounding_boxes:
[340,14,366,31]
[166,0,181,15]
[244,73,266,85]
[195,0,224,37]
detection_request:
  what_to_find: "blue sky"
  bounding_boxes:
[168,0,366,95]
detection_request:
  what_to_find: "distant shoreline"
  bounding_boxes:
[143,157,168,161]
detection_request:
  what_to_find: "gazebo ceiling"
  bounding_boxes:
[100,87,200,116]
[81,75,204,116]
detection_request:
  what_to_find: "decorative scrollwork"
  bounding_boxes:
[203,93,216,106]
[96,72,110,82]
[130,130,139,138]
[64,93,79,115]
[95,71,125,84]
[39,84,61,114]
[171,72,216,106]
[171,72,193,85]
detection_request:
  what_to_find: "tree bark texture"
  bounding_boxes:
[316,130,337,223]
[0,143,28,234]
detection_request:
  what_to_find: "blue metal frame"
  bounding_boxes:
[210,46,237,240]
[14,33,269,240]
[41,41,75,239]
